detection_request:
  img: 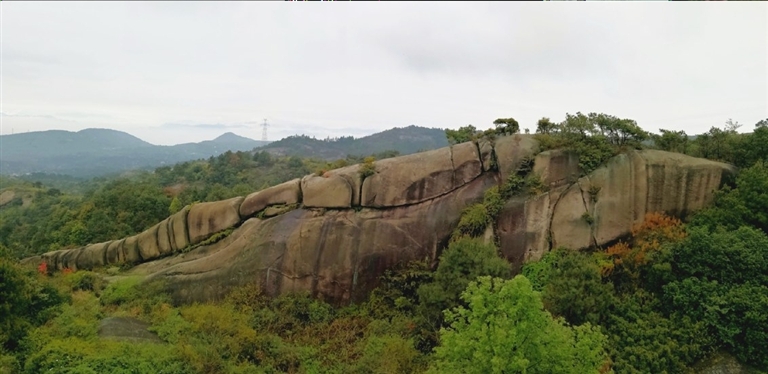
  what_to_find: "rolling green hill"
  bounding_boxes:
[260,125,449,160]
[0,129,270,178]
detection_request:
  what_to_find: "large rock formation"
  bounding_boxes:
[21,135,735,305]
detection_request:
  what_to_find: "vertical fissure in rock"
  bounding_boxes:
[547,185,570,251]
[449,144,457,187]
[182,206,192,248]
[576,178,598,248]
[297,179,304,206]
[102,242,108,266]
[473,140,484,171]
[154,224,162,260]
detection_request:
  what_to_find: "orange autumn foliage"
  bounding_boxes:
[602,212,686,277]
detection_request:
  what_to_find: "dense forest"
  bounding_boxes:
[1,113,767,373]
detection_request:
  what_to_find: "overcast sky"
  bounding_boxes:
[2,2,766,145]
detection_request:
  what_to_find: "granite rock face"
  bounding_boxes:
[22,135,734,305]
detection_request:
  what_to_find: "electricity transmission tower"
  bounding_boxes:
[261,119,269,141]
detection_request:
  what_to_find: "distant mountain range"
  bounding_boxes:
[259,125,449,160]
[0,129,270,178]
[0,125,450,178]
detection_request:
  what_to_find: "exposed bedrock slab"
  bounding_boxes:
[493,135,540,181]
[187,197,244,245]
[240,179,301,218]
[360,141,484,208]
[499,150,735,260]
[139,173,499,305]
[301,174,354,209]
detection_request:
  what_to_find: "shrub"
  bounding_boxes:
[588,185,601,202]
[359,157,377,179]
[453,204,490,240]
[64,271,105,293]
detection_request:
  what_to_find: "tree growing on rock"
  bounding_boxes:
[536,117,557,135]
[654,129,689,154]
[492,118,520,136]
[445,125,480,145]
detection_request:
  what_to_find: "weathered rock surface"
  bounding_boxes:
[78,242,109,270]
[498,150,734,267]
[22,135,734,305]
[137,223,161,260]
[240,179,301,218]
[187,197,244,244]
[138,173,499,305]
[361,141,484,207]
[494,135,540,181]
[122,235,141,264]
[168,206,190,252]
[302,174,354,209]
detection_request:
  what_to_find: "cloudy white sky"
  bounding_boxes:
[1,2,767,145]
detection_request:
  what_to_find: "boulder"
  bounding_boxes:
[168,206,190,251]
[301,174,353,209]
[239,179,301,218]
[360,141,483,207]
[78,242,110,269]
[105,239,125,265]
[156,218,173,256]
[494,135,539,181]
[532,149,580,188]
[187,197,244,245]
[122,235,141,264]
[137,224,160,261]
[41,250,67,271]
[59,248,83,271]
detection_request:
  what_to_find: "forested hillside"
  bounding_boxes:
[1,113,766,373]
[259,125,448,160]
[0,129,270,177]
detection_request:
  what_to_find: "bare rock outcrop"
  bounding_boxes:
[22,134,734,306]
[497,150,734,268]
[187,197,244,244]
[361,141,483,207]
[239,179,301,218]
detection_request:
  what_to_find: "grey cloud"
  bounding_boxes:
[2,2,766,143]
[160,123,252,131]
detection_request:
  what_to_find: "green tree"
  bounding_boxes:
[445,125,479,145]
[654,129,689,154]
[417,238,510,329]
[429,275,609,374]
[169,196,182,215]
[492,118,520,136]
[0,250,65,352]
[733,121,768,168]
[539,250,615,326]
[536,117,557,135]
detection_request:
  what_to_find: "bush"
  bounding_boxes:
[99,277,145,306]
[452,204,490,239]
[64,271,105,293]
[359,157,377,180]
[354,335,424,374]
